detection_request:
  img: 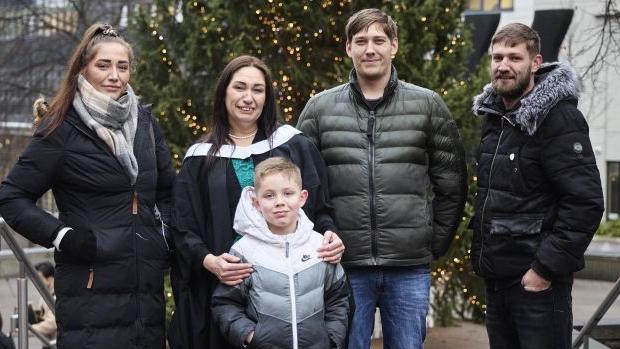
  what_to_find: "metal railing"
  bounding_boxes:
[572,276,620,349]
[0,218,56,349]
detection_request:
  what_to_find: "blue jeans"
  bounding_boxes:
[346,266,431,349]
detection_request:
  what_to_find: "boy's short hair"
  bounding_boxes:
[345,8,398,42]
[254,157,302,190]
[491,23,541,57]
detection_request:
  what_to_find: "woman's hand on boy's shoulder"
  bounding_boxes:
[317,230,345,264]
[203,253,253,286]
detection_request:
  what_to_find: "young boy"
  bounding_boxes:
[211,157,350,349]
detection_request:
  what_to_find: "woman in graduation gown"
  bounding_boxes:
[167,55,345,349]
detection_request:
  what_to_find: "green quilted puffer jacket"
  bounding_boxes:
[297,67,467,267]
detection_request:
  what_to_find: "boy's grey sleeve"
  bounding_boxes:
[324,263,351,349]
[211,250,255,348]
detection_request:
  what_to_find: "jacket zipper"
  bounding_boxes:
[284,239,298,349]
[367,111,378,264]
[479,117,505,273]
[131,189,142,345]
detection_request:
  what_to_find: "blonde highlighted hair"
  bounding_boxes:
[38,23,133,135]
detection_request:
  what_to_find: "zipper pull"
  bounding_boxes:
[285,241,290,258]
[86,267,94,289]
[366,111,375,139]
[132,191,138,215]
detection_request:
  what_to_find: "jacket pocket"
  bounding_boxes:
[248,321,263,349]
[483,215,544,278]
[490,215,543,236]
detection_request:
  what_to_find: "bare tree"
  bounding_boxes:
[0,0,135,124]
[578,0,620,81]
[564,0,620,121]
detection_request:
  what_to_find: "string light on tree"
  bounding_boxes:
[132,0,488,323]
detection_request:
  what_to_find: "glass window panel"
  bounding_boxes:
[468,0,482,10]
[484,0,499,11]
[500,0,514,10]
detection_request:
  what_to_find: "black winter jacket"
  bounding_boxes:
[470,62,604,283]
[297,67,467,266]
[0,107,174,349]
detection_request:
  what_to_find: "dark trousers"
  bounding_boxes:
[485,278,573,349]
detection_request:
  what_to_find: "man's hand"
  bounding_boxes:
[203,253,253,286]
[521,268,551,292]
[317,230,345,264]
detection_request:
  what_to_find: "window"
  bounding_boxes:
[468,0,514,11]
[0,9,30,40]
[608,162,620,220]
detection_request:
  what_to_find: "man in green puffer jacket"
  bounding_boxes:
[296,8,467,349]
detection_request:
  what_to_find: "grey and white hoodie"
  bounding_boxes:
[212,187,350,349]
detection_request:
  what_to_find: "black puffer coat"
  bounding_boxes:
[470,62,604,282]
[0,107,174,348]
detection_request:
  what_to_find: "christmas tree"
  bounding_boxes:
[129,0,489,325]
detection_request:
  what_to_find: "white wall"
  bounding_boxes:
[561,0,619,219]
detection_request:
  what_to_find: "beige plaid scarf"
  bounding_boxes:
[73,74,139,184]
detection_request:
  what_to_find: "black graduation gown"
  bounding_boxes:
[167,126,336,349]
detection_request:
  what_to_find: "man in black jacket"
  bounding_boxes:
[297,8,467,349]
[471,23,604,349]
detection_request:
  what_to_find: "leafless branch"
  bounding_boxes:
[0,0,132,123]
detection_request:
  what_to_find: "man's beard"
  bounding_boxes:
[492,67,531,100]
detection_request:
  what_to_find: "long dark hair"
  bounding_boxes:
[202,55,279,167]
[37,23,133,136]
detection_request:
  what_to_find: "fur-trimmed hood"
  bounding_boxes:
[472,61,581,135]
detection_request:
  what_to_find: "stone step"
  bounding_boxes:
[576,237,620,282]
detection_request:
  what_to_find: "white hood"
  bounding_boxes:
[233,186,315,247]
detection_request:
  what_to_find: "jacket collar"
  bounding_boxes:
[349,65,399,109]
[183,124,301,160]
[472,61,581,135]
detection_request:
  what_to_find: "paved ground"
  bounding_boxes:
[0,275,618,348]
[370,278,620,349]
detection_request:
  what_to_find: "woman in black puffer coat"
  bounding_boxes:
[0,23,174,349]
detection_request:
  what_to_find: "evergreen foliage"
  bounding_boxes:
[129,0,490,325]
